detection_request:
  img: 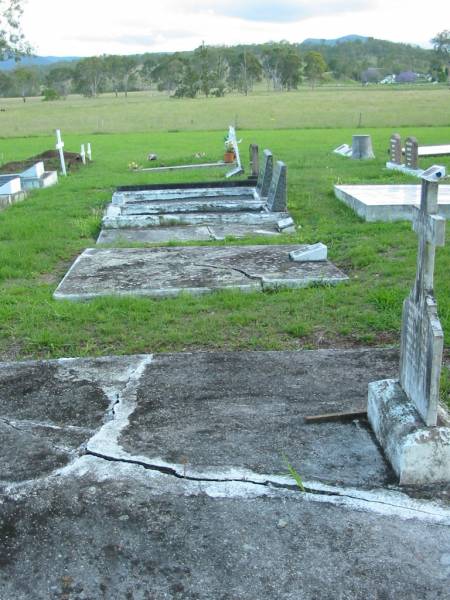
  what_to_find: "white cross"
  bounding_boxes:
[55,129,67,176]
[80,144,86,165]
[87,143,92,161]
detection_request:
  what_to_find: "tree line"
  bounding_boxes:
[0,30,449,101]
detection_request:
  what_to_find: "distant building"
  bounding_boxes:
[395,71,418,83]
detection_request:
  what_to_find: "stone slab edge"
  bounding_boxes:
[368,379,450,485]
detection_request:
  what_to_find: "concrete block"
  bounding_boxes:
[368,379,450,485]
[289,243,327,262]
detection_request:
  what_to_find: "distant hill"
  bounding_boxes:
[0,55,80,71]
[302,35,368,46]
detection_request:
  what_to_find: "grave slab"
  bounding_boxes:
[410,144,450,157]
[97,224,283,245]
[54,245,347,301]
[334,184,450,221]
[2,350,450,599]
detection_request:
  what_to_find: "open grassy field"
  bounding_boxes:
[0,85,449,137]
[0,92,449,402]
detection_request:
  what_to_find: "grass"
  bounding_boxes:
[0,109,449,410]
[0,85,450,137]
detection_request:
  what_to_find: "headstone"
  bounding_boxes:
[87,143,92,161]
[55,129,67,176]
[389,133,402,165]
[404,136,419,170]
[249,144,259,177]
[257,150,273,198]
[80,144,86,165]
[267,161,287,212]
[399,170,446,425]
[367,167,449,484]
[351,134,375,160]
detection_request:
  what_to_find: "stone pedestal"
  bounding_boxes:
[352,135,375,160]
[368,379,450,485]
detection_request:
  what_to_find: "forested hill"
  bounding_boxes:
[299,37,435,80]
[0,35,445,100]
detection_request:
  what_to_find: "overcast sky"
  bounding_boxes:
[21,0,443,56]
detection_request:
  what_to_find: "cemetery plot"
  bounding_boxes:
[334,184,450,222]
[99,151,294,243]
[387,133,450,177]
[53,245,348,301]
[0,150,83,174]
[0,175,26,208]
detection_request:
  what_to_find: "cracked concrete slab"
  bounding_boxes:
[1,350,450,599]
[54,245,348,301]
[96,224,283,245]
[0,355,148,482]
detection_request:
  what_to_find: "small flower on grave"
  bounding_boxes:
[128,161,141,171]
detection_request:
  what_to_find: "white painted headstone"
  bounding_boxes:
[80,144,86,165]
[55,129,67,176]
[87,143,92,161]
[399,167,446,426]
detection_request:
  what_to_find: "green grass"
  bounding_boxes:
[0,124,449,385]
[0,85,449,137]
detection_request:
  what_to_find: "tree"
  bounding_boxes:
[228,49,262,95]
[304,51,327,88]
[0,0,30,60]
[74,56,106,97]
[11,66,38,101]
[431,30,450,83]
[46,66,74,97]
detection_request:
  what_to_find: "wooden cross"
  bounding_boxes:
[55,129,67,176]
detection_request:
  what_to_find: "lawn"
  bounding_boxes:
[0,85,449,137]
[0,93,449,401]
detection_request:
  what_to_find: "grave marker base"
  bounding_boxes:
[368,379,450,485]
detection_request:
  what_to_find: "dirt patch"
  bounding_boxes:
[0,150,83,174]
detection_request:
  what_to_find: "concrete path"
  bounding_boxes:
[54,245,348,301]
[1,349,449,599]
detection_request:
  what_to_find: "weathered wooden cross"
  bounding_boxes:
[399,167,446,426]
[55,129,67,176]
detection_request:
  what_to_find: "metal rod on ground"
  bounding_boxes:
[304,410,367,424]
[55,129,67,176]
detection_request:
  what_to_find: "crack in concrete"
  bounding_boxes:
[0,417,81,456]
[85,448,450,523]
[191,262,264,285]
